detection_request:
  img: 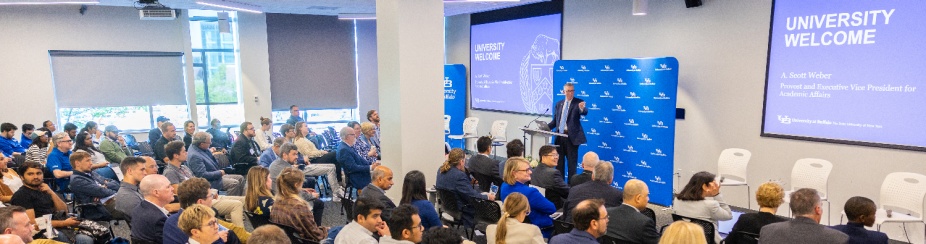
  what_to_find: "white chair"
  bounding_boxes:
[875,172,926,238]
[717,148,752,209]
[447,117,479,151]
[444,115,451,135]
[784,158,833,225]
[489,120,508,156]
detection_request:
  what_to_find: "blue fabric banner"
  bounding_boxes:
[553,57,678,206]
[445,64,468,142]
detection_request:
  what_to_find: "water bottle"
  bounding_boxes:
[490,184,498,194]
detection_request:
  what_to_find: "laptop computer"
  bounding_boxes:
[717,210,744,238]
[535,120,550,131]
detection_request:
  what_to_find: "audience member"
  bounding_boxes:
[468,136,502,192]
[564,161,622,220]
[366,109,381,145]
[188,131,245,196]
[164,178,246,244]
[149,116,170,144]
[550,199,608,244]
[99,125,133,165]
[62,123,77,139]
[605,179,659,244]
[673,171,732,243]
[247,225,290,244]
[207,119,232,152]
[67,151,119,220]
[334,196,390,244]
[0,123,25,157]
[271,167,329,242]
[0,206,38,243]
[352,122,379,164]
[254,117,273,151]
[259,137,285,168]
[361,165,397,219]
[73,132,116,180]
[358,122,381,158]
[10,162,92,244]
[183,120,196,149]
[153,121,178,162]
[131,175,174,244]
[569,152,599,187]
[0,154,22,203]
[244,166,273,216]
[486,192,544,244]
[532,145,570,209]
[114,157,148,219]
[268,142,324,225]
[381,205,423,244]
[42,121,56,135]
[831,196,888,244]
[229,122,261,166]
[45,133,74,192]
[162,141,194,191]
[725,181,787,244]
[499,157,556,238]
[78,121,101,144]
[659,221,707,244]
[19,124,34,149]
[293,122,343,198]
[499,139,524,179]
[178,204,224,244]
[436,148,494,228]
[337,126,379,190]
[286,105,304,126]
[422,227,475,244]
[24,129,49,164]
[760,188,848,244]
[399,170,442,230]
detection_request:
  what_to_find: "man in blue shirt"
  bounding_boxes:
[20,123,34,149]
[549,199,609,244]
[285,105,304,126]
[46,133,75,192]
[259,137,284,168]
[0,123,26,157]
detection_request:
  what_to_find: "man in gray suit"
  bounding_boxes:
[532,145,570,209]
[467,136,502,192]
[604,179,659,244]
[760,188,848,244]
[360,165,396,220]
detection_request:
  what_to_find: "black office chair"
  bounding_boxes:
[641,207,657,223]
[272,222,321,244]
[598,235,624,244]
[136,141,154,157]
[553,219,574,236]
[721,231,760,244]
[245,211,270,229]
[472,197,502,233]
[672,213,717,244]
[436,188,472,238]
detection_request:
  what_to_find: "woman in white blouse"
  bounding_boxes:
[254,117,274,151]
[486,192,546,244]
[673,171,732,243]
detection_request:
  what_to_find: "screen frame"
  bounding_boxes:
[759,0,926,152]
[468,0,563,117]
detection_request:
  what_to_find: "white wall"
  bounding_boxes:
[238,13,272,121]
[449,1,926,242]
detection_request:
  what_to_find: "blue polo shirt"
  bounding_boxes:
[20,134,32,149]
[0,135,25,157]
[46,148,72,192]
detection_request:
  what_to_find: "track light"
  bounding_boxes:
[632,0,647,16]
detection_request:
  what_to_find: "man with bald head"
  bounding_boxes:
[570,152,599,187]
[131,174,175,244]
[604,179,659,244]
[563,161,622,220]
[360,165,396,220]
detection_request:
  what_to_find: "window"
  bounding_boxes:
[189,10,244,128]
[271,108,356,133]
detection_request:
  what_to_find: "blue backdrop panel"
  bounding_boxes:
[445,64,468,142]
[553,57,678,206]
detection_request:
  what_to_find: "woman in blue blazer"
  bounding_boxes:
[499,157,557,238]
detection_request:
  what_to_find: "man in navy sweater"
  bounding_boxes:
[830,196,889,244]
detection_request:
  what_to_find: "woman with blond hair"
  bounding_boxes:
[499,157,557,238]
[659,221,707,244]
[436,148,494,228]
[270,167,328,242]
[244,166,274,217]
[486,192,546,244]
[724,181,787,244]
[178,204,224,244]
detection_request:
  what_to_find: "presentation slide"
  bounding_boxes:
[470,14,562,115]
[763,0,926,149]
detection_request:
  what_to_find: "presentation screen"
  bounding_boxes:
[470,14,562,115]
[762,0,926,150]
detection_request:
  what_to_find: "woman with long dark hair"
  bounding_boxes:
[74,131,118,180]
[270,167,328,242]
[400,170,442,230]
[673,171,732,243]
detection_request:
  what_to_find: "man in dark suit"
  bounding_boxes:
[569,152,599,187]
[153,121,177,163]
[548,82,587,179]
[467,136,502,192]
[831,196,889,244]
[336,126,379,189]
[605,179,659,244]
[131,174,175,244]
[531,145,570,209]
[760,188,849,244]
[187,132,245,196]
[563,161,622,220]
[229,122,260,167]
[360,166,396,220]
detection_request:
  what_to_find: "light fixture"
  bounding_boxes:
[443,0,520,2]
[338,13,375,20]
[632,0,647,15]
[0,0,98,5]
[196,0,262,14]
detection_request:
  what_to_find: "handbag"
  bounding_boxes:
[75,220,111,240]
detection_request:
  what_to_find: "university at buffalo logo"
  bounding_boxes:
[623,145,637,153]
[612,130,624,138]
[636,160,651,168]
[622,171,636,179]
[637,133,652,141]
[614,78,627,86]
[601,65,614,72]
[626,92,640,99]
[627,64,642,72]
[650,176,666,184]
[587,128,599,135]
[598,141,611,149]
[651,148,667,157]
[640,78,655,86]
[589,78,601,85]
[624,119,638,126]
[612,104,626,112]
[655,63,673,71]
[639,106,654,114]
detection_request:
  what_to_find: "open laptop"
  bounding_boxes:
[535,120,550,131]
[716,210,744,238]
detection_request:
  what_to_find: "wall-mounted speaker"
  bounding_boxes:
[685,0,702,8]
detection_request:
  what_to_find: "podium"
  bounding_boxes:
[520,127,567,155]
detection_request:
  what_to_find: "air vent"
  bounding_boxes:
[139,8,176,20]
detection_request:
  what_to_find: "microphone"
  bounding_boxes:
[525,108,550,129]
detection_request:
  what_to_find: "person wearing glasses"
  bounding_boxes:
[549,199,610,244]
[337,126,380,191]
[45,133,75,192]
[486,192,545,244]
[178,204,223,244]
[229,122,261,167]
[164,178,246,244]
[499,157,557,238]
[531,145,570,209]
[381,204,424,244]
[547,82,588,180]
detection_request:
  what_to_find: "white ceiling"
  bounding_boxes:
[85,0,549,16]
